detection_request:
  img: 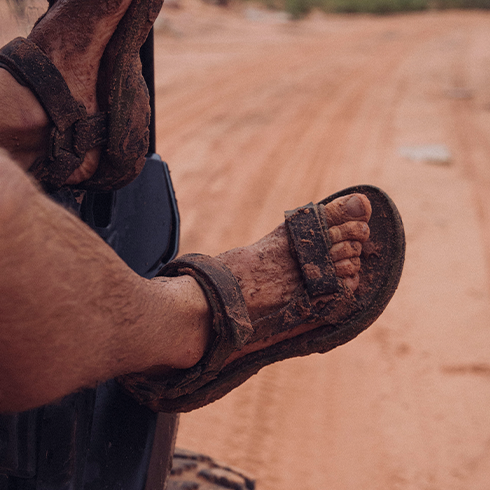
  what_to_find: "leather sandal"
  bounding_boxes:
[0,0,162,191]
[118,185,405,413]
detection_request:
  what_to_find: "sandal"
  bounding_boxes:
[118,185,405,413]
[0,0,162,191]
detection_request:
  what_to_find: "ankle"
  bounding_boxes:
[146,275,213,371]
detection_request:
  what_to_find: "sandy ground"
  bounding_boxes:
[2,2,490,489]
[152,4,490,490]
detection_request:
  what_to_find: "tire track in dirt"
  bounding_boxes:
[448,21,490,283]
[156,15,443,254]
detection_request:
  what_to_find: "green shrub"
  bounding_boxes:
[285,0,314,18]
[270,0,490,19]
[326,0,428,13]
[432,0,490,7]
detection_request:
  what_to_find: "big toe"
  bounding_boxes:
[324,193,372,227]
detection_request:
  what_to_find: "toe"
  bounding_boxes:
[328,221,370,244]
[330,240,362,262]
[324,194,372,227]
[342,274,360,292]
[334,257,361,277]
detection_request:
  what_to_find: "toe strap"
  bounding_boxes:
[285,202,341,297]
[0,37,108,188]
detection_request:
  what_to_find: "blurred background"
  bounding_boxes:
[3,0,490,488]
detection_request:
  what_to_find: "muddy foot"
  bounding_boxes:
[217,193,371,363]
[118,191,378,412]
[0,0,146,185]
[218,193,371,318]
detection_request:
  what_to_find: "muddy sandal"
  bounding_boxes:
[0,0,162,191]
[118,185,405,413]
[83,0,163,190]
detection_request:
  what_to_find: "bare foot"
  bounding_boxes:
[217,193,372,364]
[0,0,133,182]
[145,192,371,374]
[121,192,377,412]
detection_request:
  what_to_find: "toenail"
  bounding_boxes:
[345,196,365,218]
[360,222,369,234]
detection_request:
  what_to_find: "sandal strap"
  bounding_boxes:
[0,38,108,188]
[161,254,253,351]
[285,202,340,297]
[117,254,253,406]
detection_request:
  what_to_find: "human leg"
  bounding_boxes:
[120,185,404,412]
[0,145,375,414]
[0,0,403,414]
[0,148,215,413]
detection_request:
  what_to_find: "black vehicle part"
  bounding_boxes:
[81,153,180,278]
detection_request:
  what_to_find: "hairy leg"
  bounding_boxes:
[0,146,370,413]
[0,150,212,412]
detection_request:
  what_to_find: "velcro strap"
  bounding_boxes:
[0,38,84,131]
[160,254,253,353]
[74,115,108,156]
[0,38,109,189]
[285,203,340,297]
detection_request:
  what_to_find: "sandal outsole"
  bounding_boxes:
[120,185,405,413]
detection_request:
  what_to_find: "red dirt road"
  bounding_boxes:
[153,4,490,489]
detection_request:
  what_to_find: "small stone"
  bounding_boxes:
[398,144,452,166]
